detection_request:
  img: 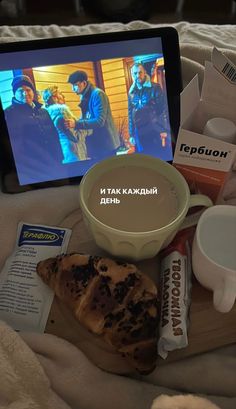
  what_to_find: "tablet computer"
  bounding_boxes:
[0,27,182,192]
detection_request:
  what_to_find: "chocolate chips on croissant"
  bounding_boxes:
[36,253,159,374]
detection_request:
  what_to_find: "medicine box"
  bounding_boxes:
[173,48,236,203]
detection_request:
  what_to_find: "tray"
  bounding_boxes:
[45,211,236,373]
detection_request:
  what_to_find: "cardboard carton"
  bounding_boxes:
[173,48,236,203]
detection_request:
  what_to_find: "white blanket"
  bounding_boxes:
[0,21,236,409]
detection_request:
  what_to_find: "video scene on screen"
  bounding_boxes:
[0,52,172,185]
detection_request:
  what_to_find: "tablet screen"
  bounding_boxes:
[0,36,175,186]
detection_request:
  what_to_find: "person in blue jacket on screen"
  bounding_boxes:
[64,70,120,161]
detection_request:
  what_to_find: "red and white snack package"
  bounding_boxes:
[158,227,195,359]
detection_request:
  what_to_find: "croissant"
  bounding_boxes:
[36,253,159,374]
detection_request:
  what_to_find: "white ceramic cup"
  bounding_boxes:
[79,154,212,261]
[192,205,236,313]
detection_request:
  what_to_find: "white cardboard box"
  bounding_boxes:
[173,48,236,203]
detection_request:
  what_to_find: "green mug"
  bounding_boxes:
[79,154,213,261]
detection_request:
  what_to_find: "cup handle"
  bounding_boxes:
[213,281,236,313]
[180,194,213,230]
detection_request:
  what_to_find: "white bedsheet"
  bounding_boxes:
[0,21,236,409]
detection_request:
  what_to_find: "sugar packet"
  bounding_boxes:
[0,222,71,332]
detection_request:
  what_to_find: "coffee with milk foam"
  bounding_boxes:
[88,165,179,232]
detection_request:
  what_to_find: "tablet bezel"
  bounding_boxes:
[0,27,182,192]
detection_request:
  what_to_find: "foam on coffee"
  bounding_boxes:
[88,165,179,232]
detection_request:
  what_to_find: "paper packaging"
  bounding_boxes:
[158,227,193,359]
[173,47,236,203]
[0,222,71,332]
